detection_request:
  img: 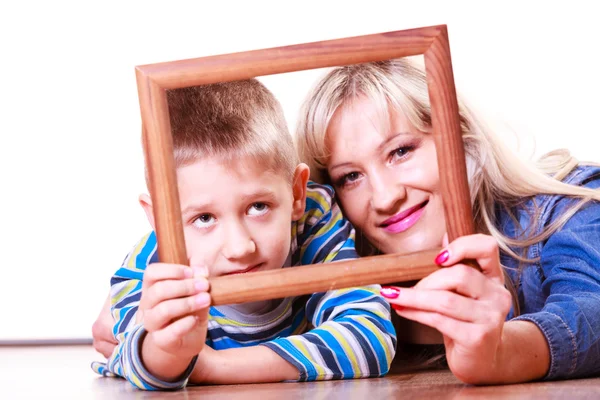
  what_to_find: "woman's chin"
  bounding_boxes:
[377,236,442,255]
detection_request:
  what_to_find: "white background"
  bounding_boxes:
[1,1,598,341]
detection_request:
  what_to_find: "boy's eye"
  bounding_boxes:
[248,202,269,216]
[193,213,216,228]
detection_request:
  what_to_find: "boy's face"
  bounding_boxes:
[142,156,309,277]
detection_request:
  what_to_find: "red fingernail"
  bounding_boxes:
[434,250,449,265]
[380,287,400,299]
[391,304,404,311]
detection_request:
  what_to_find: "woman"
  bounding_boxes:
[295,59,600,384]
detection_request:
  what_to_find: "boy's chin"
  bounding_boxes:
[230,299,281,315]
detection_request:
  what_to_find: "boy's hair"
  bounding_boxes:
[145,79,298,185]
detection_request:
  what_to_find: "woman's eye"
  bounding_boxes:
[248,202,269,216]
[345,172,360,183]
[390,146,414,162]
[193,213,216,228]
[335,171,361,188]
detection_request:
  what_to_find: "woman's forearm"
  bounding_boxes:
[489,320,550,384]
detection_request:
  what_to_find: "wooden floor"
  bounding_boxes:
[2,345,600,399]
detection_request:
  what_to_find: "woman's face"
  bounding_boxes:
[326,96,446,255]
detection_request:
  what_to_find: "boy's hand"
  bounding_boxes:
[138,263,211,379]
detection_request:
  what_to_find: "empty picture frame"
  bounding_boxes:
[135,24,475,305]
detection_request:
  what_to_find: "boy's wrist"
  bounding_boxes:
[189,346,218,383]
[140,330,198,383]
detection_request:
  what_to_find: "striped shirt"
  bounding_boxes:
[92,182,397,390]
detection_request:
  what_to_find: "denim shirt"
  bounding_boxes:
[498,165,600,380]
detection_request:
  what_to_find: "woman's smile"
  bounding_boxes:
[380,199,428,233]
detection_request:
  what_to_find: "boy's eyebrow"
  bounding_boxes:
[181,190,279,215]
[181,201,212,216]
[240,189,278,202]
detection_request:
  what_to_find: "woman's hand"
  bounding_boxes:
[380,234,513,384]
[92,294,118,358]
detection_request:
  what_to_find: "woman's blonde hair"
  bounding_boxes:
[296,58,600,314]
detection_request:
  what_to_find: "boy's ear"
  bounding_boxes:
[291,163,310,221]
[139,193,156,231]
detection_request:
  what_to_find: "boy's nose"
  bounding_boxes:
[222,224,257,260]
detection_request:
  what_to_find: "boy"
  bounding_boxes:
[93,79,396,390]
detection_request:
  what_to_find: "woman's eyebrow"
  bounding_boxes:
[329,132,412,173]
[376,132,411,153]
[329,161,354,174]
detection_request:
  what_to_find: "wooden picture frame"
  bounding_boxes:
[135,24,474,305]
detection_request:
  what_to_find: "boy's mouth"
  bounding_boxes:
[224,262,265,276]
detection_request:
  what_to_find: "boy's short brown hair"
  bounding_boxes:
[162,79,298,182]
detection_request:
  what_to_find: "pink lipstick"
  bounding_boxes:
[381,200,428,233]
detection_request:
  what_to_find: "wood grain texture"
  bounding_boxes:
[135,24,476,302]
[4,346,600,400]
[424,26,475,242]
[136,72,187,265]
[210,249,441,305]
[136,26,442,89]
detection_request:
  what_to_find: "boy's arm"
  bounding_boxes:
[261,284,396,381]
[263,184,396,381]
[188,286,395,384]
[190,288,395,383]
[263,183,396,381]
[103,232,198,390]
[190,346,299,384]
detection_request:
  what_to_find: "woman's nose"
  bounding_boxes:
[370,171,407,213]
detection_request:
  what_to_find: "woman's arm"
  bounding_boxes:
[510,200,600,380]
[381,234,550,384]
[493,320,550,382]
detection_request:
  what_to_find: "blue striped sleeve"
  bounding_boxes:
[264,183,396,381]
[112,324,196,390]
[99,232,196,390]
[263,286,396,381]
[296,182,358,265]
